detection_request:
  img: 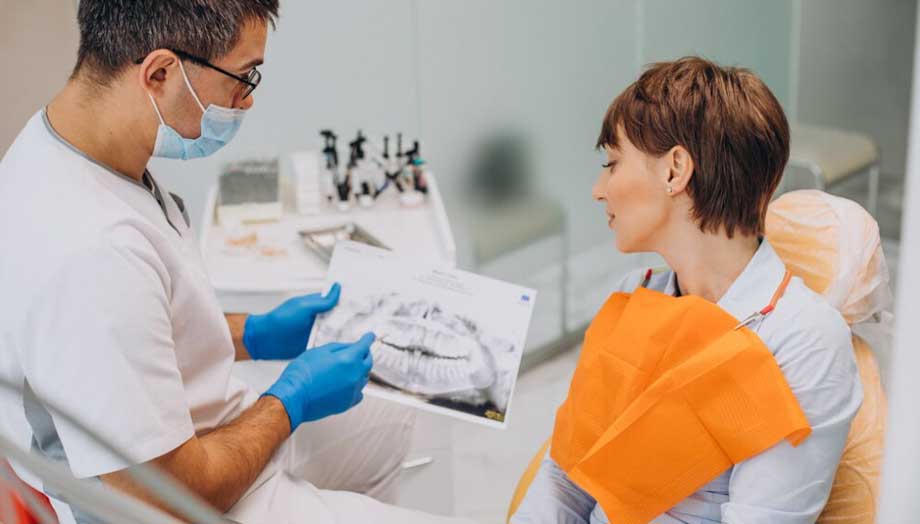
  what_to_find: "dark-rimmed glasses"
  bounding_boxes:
[135,49,261,100]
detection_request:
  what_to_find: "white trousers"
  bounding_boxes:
[228,361,476,524]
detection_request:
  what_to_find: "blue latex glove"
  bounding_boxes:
[264,333,374,430]
[243,283,341,360]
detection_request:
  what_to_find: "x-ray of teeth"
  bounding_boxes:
[313,293,517,411]
[308,241,536,428]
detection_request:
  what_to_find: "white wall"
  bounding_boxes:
[796,0,917,178]
[641,0,796,111]
[413,0,640,255]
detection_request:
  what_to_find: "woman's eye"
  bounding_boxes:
[602,161,617,171]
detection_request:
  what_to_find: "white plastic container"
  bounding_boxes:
[291,150,324,215]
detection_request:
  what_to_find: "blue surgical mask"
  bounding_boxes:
[147,60,247,160]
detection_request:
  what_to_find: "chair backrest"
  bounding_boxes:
[765,190,891,325]
[766,189,891,524]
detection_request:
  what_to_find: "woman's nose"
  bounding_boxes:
[592,174,606,201]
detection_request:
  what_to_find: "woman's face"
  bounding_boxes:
[592,129,673,253]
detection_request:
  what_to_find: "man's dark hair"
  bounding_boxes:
[73,0,279,85]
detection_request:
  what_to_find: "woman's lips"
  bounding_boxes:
[607,212,615,226]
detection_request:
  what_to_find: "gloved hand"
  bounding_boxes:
[264,332,374,430]
[244,283,341,360]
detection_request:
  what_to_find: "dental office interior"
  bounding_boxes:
[4,0,920,523]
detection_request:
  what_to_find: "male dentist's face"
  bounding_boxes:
[157,19,268,141]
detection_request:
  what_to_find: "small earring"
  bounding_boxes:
[666,186,673,194]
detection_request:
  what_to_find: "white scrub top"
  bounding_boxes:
[0,110,257,524]
[512,239,864,524]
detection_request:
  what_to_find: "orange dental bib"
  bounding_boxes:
[551,276,811,524]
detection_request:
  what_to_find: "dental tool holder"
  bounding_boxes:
[311,130,430,212]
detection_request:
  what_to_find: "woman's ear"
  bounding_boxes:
[665,145,694,196]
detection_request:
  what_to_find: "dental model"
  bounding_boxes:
[312,293,518,412]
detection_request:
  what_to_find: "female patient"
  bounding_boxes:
[512,57,862,524]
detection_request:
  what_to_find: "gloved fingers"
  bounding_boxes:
[312,341,351,354]
[280,293,314,311]
[332,332,375,356]
[310,282,341,312]
[361,360,372,377]
[355,332,375,348]
[242,314,264,358]
[362,348,373,367]
[338,345,370,367]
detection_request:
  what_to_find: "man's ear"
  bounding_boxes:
[136,50,179,97]
[665,145,695,196]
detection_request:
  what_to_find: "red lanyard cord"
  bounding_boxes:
[734,270,793,330]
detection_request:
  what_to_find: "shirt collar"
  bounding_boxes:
[41,107,152,193]
[661,239,787,321]
[41,107,183,236]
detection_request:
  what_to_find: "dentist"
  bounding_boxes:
[0,1,473,523]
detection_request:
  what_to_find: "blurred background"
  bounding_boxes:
[2,1,915,522]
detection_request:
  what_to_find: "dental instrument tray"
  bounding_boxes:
[298,222,389,263]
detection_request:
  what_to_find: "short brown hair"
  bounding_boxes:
[596,56,789,238]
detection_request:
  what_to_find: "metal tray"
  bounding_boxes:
[298,222,389,264]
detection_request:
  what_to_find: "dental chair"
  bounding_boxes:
[507,189,891,524]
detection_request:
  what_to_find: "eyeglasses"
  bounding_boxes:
[135,49,261,100]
